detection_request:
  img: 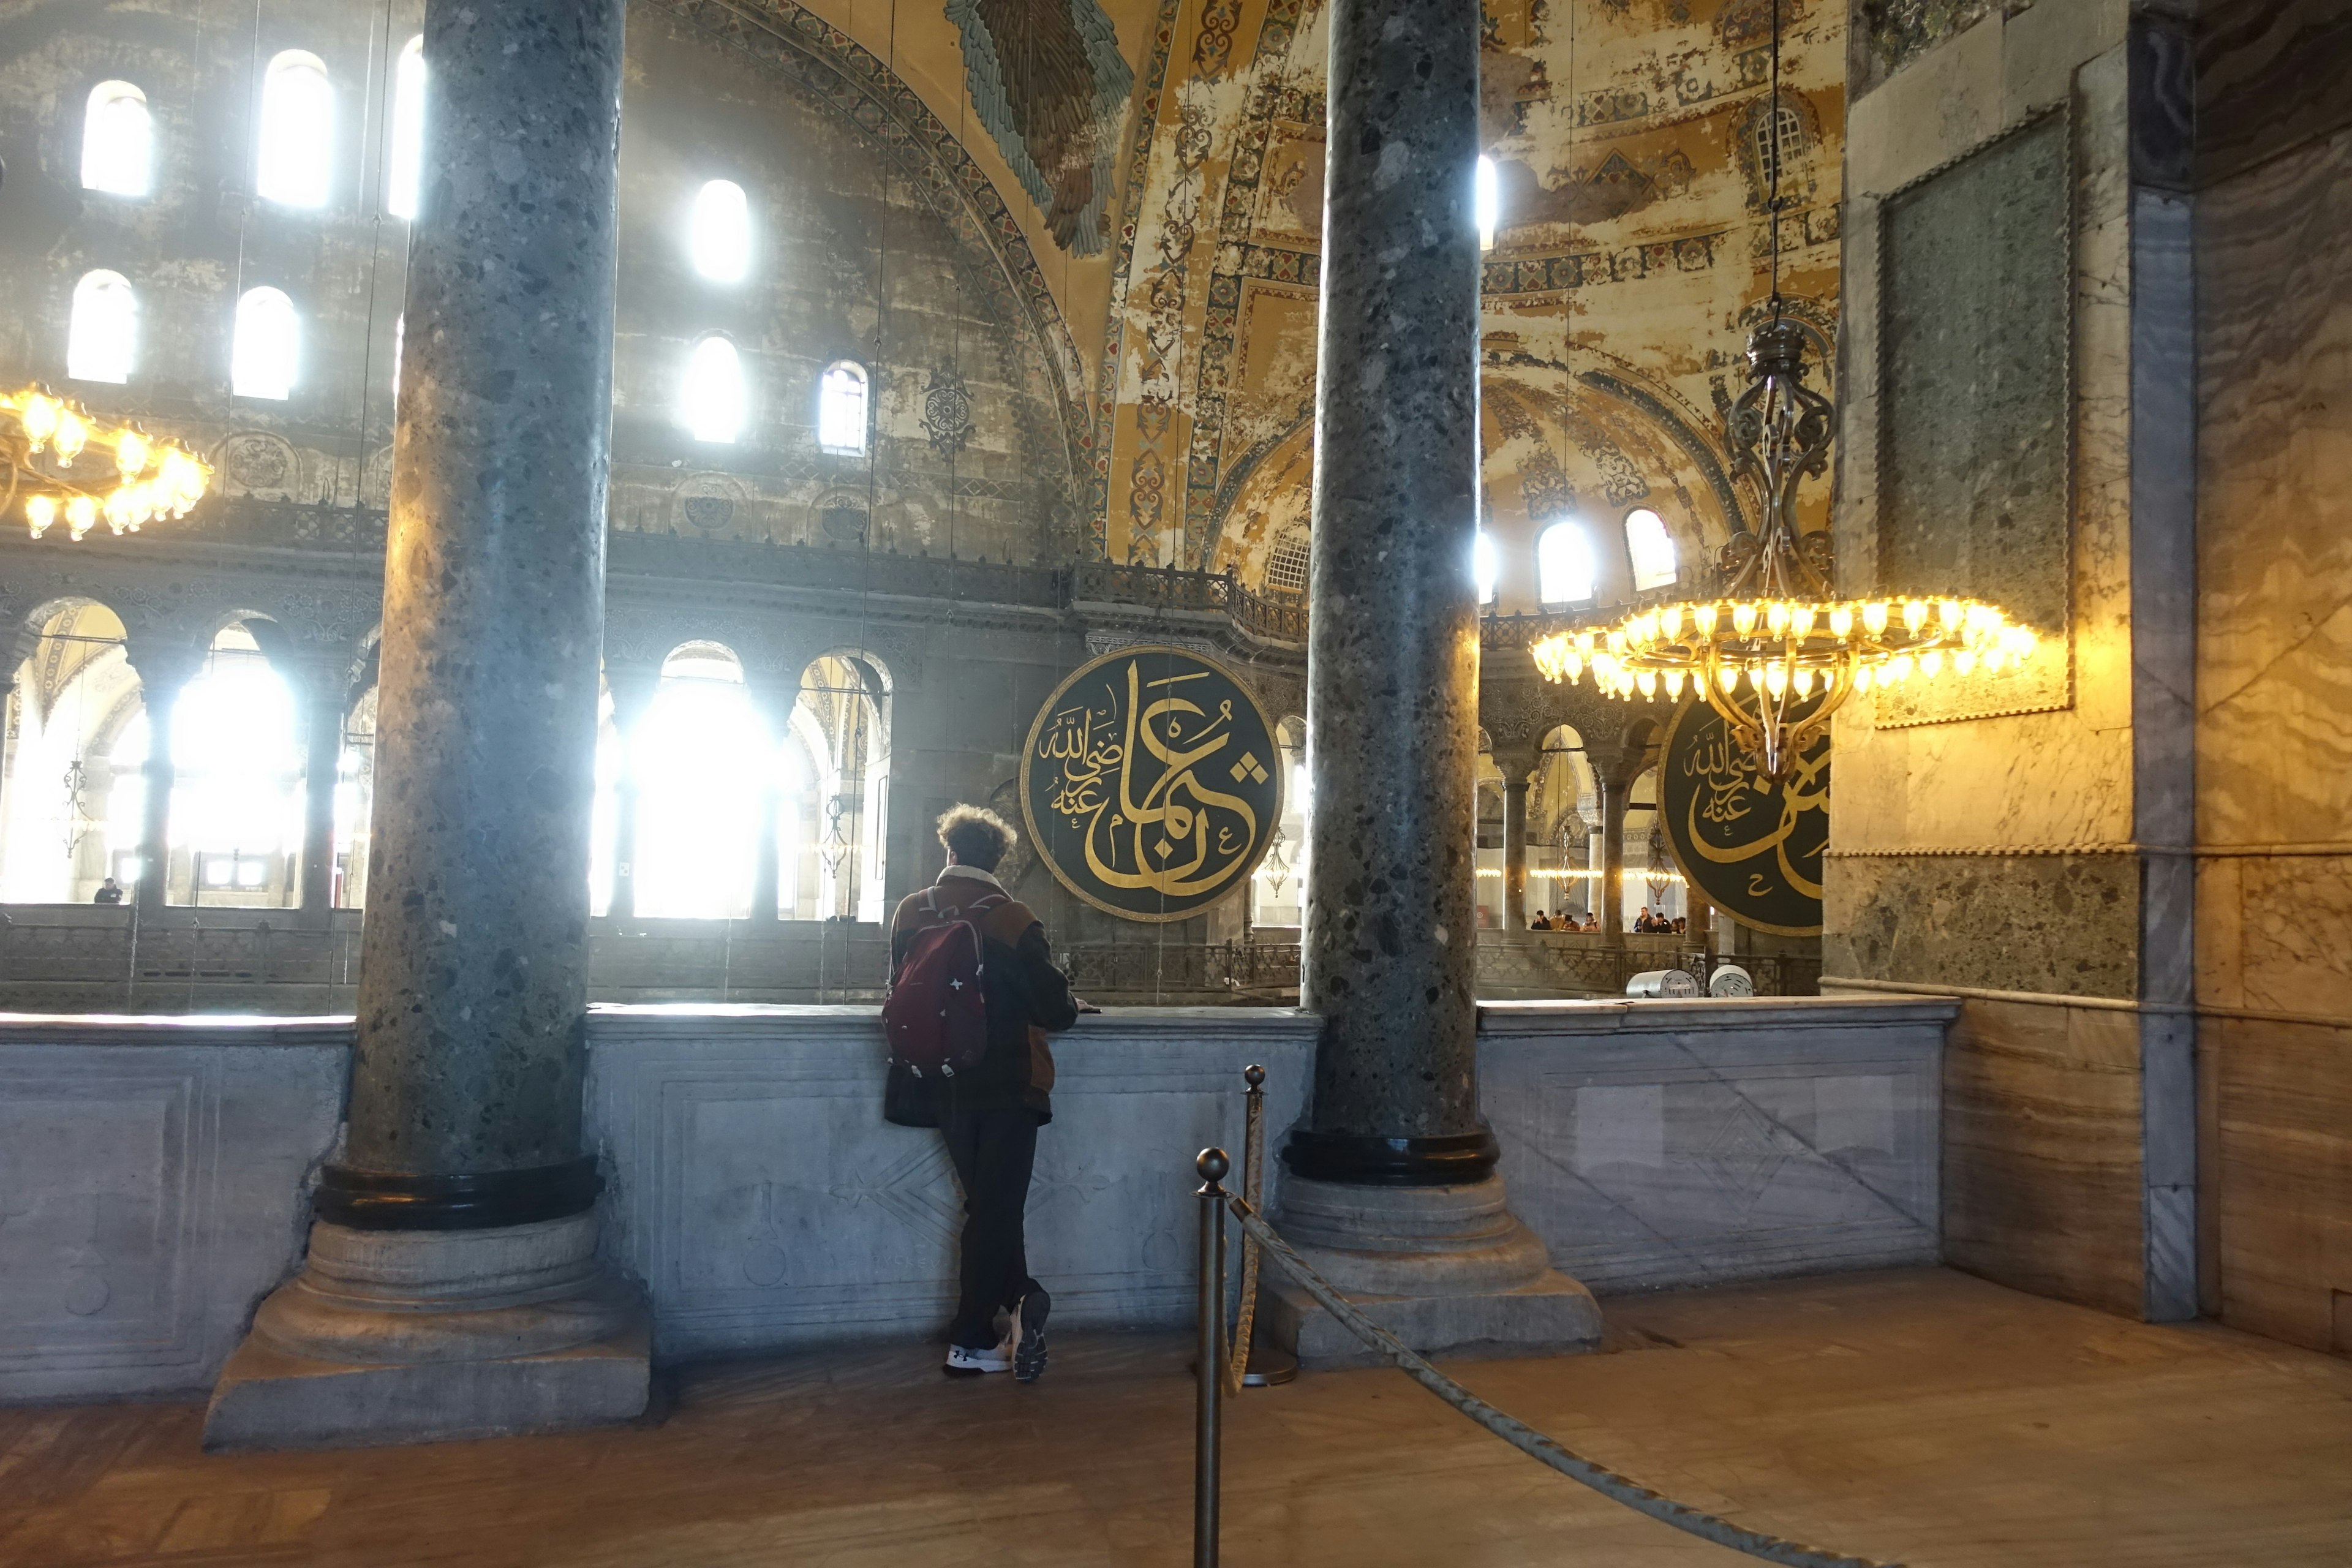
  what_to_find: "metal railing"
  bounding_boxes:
[1058,942,1301,1000]
[1190,1071,1898,1567]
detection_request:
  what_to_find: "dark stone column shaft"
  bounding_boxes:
[1294,0,1487,1185]
[340,0,627,1219]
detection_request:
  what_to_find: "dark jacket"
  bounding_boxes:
[889,867,1079,1121]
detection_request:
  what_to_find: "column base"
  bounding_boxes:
[203,1212,650,1452]
[1259,1174,1602,1368]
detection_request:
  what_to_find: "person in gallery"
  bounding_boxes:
[1530,910,1550,930]
[891,805,1079,1381]
[92,877,124,905]
[1581,913,1600,932]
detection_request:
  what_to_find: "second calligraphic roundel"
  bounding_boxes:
[1657,694,1830,938]
[1019,646,1283,922]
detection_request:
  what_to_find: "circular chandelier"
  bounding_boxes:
[1528,1,2034,783]
[1,385,211,542]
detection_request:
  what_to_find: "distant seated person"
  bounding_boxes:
[92,876,124,905]
[1632,907,1654,932]
[1582,913,1600,932]
[1672,916,1688,935]
[1529,910,1550,930]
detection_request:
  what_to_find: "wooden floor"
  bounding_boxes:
[4,1268,2349,1567]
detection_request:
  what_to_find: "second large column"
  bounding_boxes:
[206,0,645,1449]
[1273,0,1598,1365]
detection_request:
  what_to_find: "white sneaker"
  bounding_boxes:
[943,1338,1014,1377]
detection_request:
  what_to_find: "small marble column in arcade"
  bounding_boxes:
[1598,774,1628,940]
[603,666,658,920]
[125,639,203,914]
[206,0,643,1450]
[295,676,345,920]
[1274,0,1597,1366]
[1501,775,1531,930]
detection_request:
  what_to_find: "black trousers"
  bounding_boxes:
[940,1105,1042,1349]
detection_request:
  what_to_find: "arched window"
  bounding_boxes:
[1755,99,1803,187]
[81,81,153,197]
[690,179,751,283]
[1624,507,1678,591]
[627,642,768,918]
[232,287,300,400]
[386,36,425,219]
[680,335,745,443]
[256,50,334,208]
[818,361,868,456]
[67,271,138,385]
[1472,530,1498,606]
[1475,154,1499,252]
[1536,521,1596,605]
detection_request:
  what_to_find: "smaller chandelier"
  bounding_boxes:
[1,385,211,542]
[1530,320,2038,782]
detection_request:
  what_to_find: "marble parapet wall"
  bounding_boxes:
[1,998,1953,1400]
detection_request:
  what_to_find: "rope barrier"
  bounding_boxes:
[1199,1158,1903,1568]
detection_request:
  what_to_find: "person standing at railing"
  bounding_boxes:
[888,805,1079,1382]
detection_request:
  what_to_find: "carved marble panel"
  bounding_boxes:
[1481,998,1948,1293]
[0,1023,347,1402]
[584,1006,1316,1359]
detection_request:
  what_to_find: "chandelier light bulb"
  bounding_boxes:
[1939,598,1964,631]
[66,494,98,539]
[1732,600,1758,636]
[1793,665,1815,698]
[21,393,61,449]
[117,429,150,477]
[1828,603,1854,638]
[1698,602,1721,636]
[1637,668,1658,698]
[1665,668,1687,698]
[54,410,89,466]
[1954,647,1978,676]
[1902,599,1928,635]
[24,494,57,538]
[1765,663,1789,696]
[1852,663,1872,693]
[1863,600,1890,635]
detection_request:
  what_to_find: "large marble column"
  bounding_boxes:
[208,0,644,1450]
[1272,0,1597,1366]
[125,640,203,914]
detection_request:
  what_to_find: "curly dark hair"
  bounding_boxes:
[937,804,1017,872]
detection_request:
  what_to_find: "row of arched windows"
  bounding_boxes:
[65,271,301,399]
[80,42,427,214]
[1474,508,1680,607]
[63,257,871,443]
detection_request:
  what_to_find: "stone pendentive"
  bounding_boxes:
[1279,0,1597,1365]
[206,0,648,1450]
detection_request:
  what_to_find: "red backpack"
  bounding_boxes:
[882,888,1007,1079]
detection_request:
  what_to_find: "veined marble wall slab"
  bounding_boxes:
[2196,115,2352,1352]
[0,1016,345,1403]
[584,1006,1317,1360]
[1482,998,1950,1294]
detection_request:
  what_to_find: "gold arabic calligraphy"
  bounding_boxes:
[1678,725,1826,902]
[1034,660,1262,901]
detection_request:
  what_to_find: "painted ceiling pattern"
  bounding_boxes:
[696,0,1844,590]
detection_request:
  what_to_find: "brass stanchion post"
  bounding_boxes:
[1194,1147,1229,1568]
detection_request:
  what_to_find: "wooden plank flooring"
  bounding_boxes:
[3,1268,2348,1567]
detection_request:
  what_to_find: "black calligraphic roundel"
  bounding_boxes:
[1020,646,1283,923]
[1658,696,1828,938]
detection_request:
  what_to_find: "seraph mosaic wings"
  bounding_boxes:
[946,0,1134,255]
